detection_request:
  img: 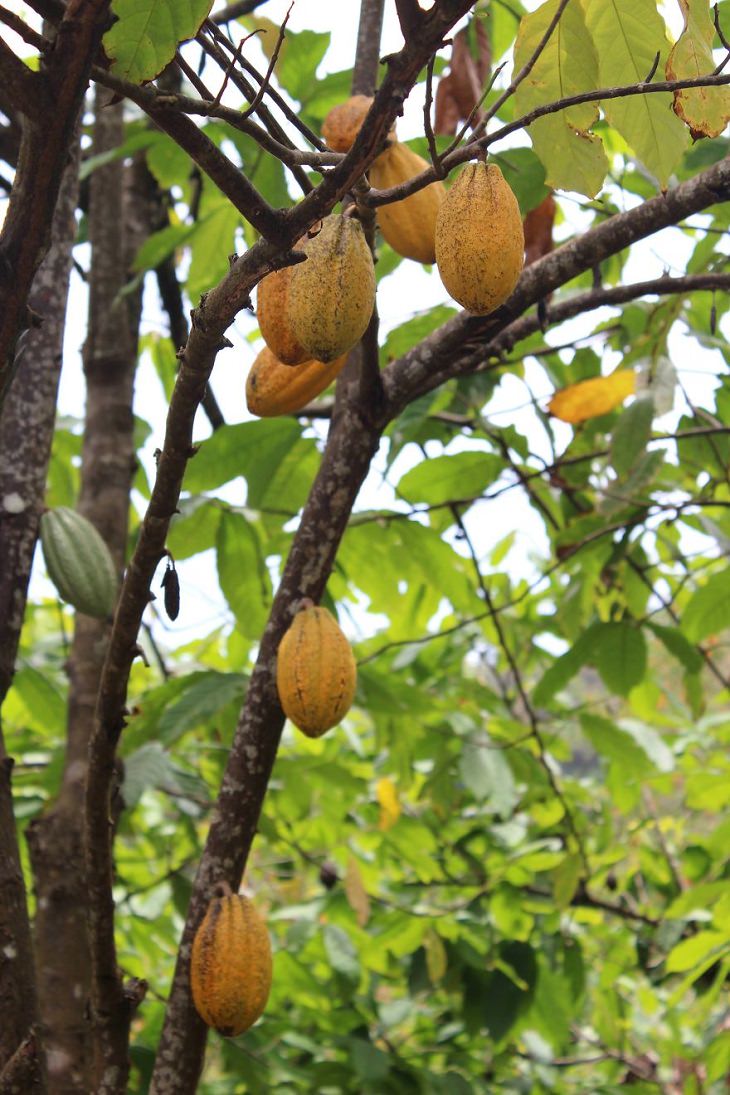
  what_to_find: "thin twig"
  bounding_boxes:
[240,5,291,119]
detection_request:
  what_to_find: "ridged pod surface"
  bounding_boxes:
[39,506,119,618]
[368,142,446,263]
[321,95,374,152]
[276,603,357,737]
[256,259,309,366]
[435,162,525,315]
[246,346,347,417]
[288,215,375,364]
[190,893,272,1037]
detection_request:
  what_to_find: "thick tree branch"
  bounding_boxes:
[0,39,46,119]
[0,0,112,406]
[212,0,272,22]
[352,0,386,97]
[381,157,730,411]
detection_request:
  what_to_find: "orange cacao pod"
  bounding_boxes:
[276,603,357,737]
[368,141,446,263]
[321,95,374,152]
[246,346,347,417]
[190,892,272,1037]
[256,259,309,366]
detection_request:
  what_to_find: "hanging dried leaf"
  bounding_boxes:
[666,0,730,139]
[433,17,491,135]
[548,371,636,424]
[161,557,180,620]
[524,194,556,265]
[344,856,371,927]
[376,777,401,831]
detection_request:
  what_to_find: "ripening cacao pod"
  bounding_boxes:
[368,142,446,264]
[288,215,375,364]
[246,346,347,417]
[256,258,309,366]
[322,95,374,152]
[435,162,524,315]
[190,892,272,1037]
[39,506,119,618]
[276,602,357,738]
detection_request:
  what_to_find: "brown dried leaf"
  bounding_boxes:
[524,194,556,266]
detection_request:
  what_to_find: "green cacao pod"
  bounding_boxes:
[288,215,375,364]
[434,162,525,315]
[191,892,272,1037]
[256,258,309,366]
[276,602,357,737]
[39,506,119,618]
[368,142,446,264]
[246,346,347,417]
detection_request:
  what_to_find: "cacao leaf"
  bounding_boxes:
[548,371,636,423]
[666,0,730,139]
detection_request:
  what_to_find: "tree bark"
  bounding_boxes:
[0,114,81,1092]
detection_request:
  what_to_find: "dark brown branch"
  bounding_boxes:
[87,72,286,244]
[394,0,423,41]
[366,72,730,208]
[0,39,45,119]
[352,0,386,97]
[0,0,112,407]
[240,5,291,119]
[0,6,48,51]
[0,1029,44,1094]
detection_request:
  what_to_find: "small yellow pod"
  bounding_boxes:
[435,162,525,315]
[276,603,357,738]
[246,346,347,417]
[190,893,272,1038]
[368,142,446,264]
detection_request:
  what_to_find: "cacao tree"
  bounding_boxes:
[1,1,730,1092]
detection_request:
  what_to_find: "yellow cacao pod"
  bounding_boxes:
[256,260,309,366]
[246,346,347,417]
[276,603,357,738]
[321,95,374,152]
[435,162,525,315]
[190,893,272,1037]
[368,142,446,264]
[288,215,375,364]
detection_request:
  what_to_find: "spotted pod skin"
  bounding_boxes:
[256,259,309,366]
[321,94,374,152]
[39,506,119,618]
[246,346,347,417]
[368,142,446,264]
[190,894,272,1038]
[276,604,357,737]
[287,215,376,364]
[434,162,525,315]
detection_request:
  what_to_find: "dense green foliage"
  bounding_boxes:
[5,0,730,1091]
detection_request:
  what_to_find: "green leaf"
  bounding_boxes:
[348,1039,390,1082]
[492,148,550,214]
[581,713,653,776]
[611,397,654,477]
[647,623,703,675]
[216,511,271,639]
[483,941,538,1042]
[11,667,65,734]
[459,742,518,815]
[682,569,730,643]
[122,743,176,807]
[513,0,608,197]
[156,671,246,744]
[592,621,646,696]
[583,0,689,186]
[167,500,222,560]
[665,930,730,973]
[104,0,213,84]
[183,420,301,495]
[397,451,502,507]
[323,924,360,983]
[533,623,601,705]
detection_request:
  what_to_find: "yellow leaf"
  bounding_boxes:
[548,371,636,424]
[344,856,371,927]
[666,0,730,139]
[376,777,401,831]
[423,928,448,984]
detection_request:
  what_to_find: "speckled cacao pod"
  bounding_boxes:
[39,506,119,618]
[246,346,347,417]
[276,603,357,738]
[256,258,309,366]
[190,893,272,1037]
[368,142,446,264]
[321,95,374,152]
[435,162,524,315]
[287,215,375,364]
